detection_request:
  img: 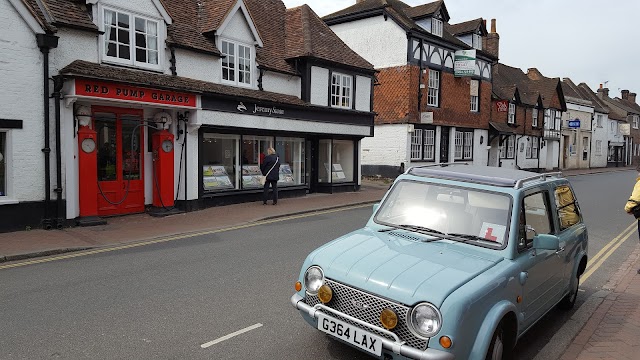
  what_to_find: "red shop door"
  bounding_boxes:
[93,107,145,216]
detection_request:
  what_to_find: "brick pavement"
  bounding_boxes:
[560,245,640,360]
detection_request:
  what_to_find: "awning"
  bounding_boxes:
[489,122,517,135]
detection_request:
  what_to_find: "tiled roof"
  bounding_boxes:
[60,60,308,106]
[561,78,592,106]
[23,0,372,75]
[448,18,485,36]
[25,0,97,32]
[493,63,565,109]
[403,1,446,20]
[616,98,640,115]
[576,83,610,114]
[285,5,374,70]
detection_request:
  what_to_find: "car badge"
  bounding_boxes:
[351,300,370,310]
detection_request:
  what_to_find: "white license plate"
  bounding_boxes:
[317,313,383,356]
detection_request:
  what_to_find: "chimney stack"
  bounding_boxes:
[622,89,630,100]
[630,93,637,104]
[597,87,610,99]
[485,18,500,59]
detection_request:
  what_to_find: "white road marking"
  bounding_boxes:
[200,323,263,349]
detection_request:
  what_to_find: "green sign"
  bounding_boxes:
[454,50,476,77]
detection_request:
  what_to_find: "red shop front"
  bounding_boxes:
[73,78,196,218]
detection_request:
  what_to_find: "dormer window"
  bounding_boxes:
[472,33,482,50]
[221,39,253,87]
[101,7,162,70]
[431,18,443,37]
[508,103,515,124]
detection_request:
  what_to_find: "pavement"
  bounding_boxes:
[1,165,638,360]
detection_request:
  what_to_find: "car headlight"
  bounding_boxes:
[408,303,442,338]
[304,266,324,295]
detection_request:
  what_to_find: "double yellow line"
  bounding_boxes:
[580,220,637,284]
[0,204,372,271]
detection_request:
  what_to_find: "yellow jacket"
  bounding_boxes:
[624,177,640,213]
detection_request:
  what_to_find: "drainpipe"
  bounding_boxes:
[52,76,65,229]
[36,33,59,230]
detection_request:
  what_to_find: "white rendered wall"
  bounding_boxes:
[262,72,301,98]
[361,125,409,166]
[99,0,164,19]
[355,76,372,112]
[329,15,407,68]
[311,67,329,106]
[222,9,255,44]
[0,1,45,202]
[516,136,542,170]
[175,49,221,83]
[591,113,608,168]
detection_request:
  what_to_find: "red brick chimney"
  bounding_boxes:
[484,19,499,59]
[630,93,637,104]
[597,86,609,99]
[622,89,630,100]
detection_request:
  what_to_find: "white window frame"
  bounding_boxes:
[532,108,538,127]
[596,114,603,128]
[424,129,436,161]
[470,79,479,112]
[431,18,443,37]
[99,5,163,71]
[220,39,254,88]
[554,110,562,130]
[454,130,473,160]
[531,137,539,159]
[500,135,515,159]
[428,70,440,107]
[454,131,463,159]
[411,129,424,160]
[472,34,482,50]
[544,109,551,129]
[0,130,16,204]
[331,72,353,109]
[508,103,516,124]
[596,140,602,155]
[634,115,639,129]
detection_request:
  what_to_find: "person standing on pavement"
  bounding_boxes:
[261,147,280,205]
[624,165,640,274]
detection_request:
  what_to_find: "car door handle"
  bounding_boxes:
[555,247,565,255]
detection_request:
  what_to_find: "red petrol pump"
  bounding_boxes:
[151,129,175,208]
[78,125,99,217]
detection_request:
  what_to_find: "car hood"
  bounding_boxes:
[307,228,504,307]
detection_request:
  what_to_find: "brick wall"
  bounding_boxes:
[374,65,415,124]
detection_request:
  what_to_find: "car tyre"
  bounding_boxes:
[486,321,512,360]
[559,274,580,310]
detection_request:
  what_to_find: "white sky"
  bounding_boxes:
[282,0,640,98]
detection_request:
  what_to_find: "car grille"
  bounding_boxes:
[304,279,428,350]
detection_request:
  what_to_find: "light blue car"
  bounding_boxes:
[291,164,588,360]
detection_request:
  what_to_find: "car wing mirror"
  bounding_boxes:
[533,234,560,251]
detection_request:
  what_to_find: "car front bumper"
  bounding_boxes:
[291,293,455,360]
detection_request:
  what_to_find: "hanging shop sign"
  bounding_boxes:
[75,79,197,108]
[496,100,509,113]
[454,49,476,77]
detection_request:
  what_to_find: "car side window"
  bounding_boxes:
[518,192,553,252]
[554,185,581,231]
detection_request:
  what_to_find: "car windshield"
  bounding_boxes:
[374,180,512,248]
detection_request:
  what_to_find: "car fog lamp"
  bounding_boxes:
[295,281,302,292]
[439,336,452,349]
[304,266,324,295]
[318,285,333,304]
[380,308,398,330]
[409,303,442,338]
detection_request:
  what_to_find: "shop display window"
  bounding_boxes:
[202,134,238,191]
[241,136,272,189]
[0,132,5,196]
[276,137,306,186]
[318,139,355,183]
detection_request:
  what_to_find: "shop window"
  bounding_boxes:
[0,132,6,196]
[241,136,272,189]
[221,39,253,87]
[202,134,239,191]
[102,7,161,70]
[318,139,354,183]
[275,137,306,186]
[331,73,352,109]
[554,185,581,231]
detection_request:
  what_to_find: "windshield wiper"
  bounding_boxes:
[379,224,445,235]
[446,233,487,242]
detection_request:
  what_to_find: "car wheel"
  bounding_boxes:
[559,275,580,310]
[486,322,512,360]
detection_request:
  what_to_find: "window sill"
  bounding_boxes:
[0,198,19,205]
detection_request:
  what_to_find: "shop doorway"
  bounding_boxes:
[440,127,450,163]
[93,107,145,216]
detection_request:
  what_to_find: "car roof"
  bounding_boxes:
[405,164,564,189]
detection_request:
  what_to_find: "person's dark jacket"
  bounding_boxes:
[261,154,280,181]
